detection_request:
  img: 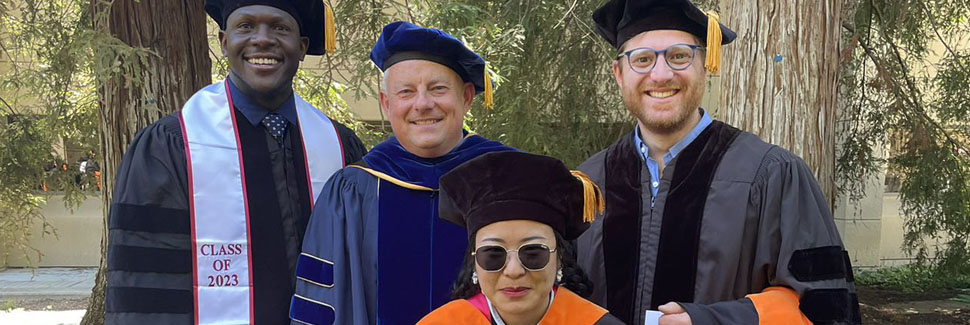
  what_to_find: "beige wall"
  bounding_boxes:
[3,195,103,268]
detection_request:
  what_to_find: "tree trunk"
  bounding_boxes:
[716,0,842,208]
[81,1,210,324]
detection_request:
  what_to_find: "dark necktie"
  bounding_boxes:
[262,112,287,144]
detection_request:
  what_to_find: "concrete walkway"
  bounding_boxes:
[0,267,96,299]
[0,268,94,325]
[0,309,85,325]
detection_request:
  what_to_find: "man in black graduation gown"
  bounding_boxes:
[105,1,365,323]
[575,0,861,324]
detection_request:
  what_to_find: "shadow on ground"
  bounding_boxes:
[859,286,970,324]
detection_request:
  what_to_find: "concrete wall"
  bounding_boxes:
[2,195,103,268]
[833,170,886,268]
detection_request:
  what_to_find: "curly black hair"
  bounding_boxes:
[451,230,594,299]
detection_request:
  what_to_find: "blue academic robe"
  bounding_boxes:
[290,134,514,325]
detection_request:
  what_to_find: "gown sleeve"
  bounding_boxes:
[290,168,379,325]
[679,148,860,325]
[105,115,195,324]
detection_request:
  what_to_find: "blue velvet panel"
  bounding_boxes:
[376,184,468,324]
[290,295,335,325]
[296,254,334,287]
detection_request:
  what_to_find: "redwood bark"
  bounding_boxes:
[717,0,842,207]
[82,1,210,324]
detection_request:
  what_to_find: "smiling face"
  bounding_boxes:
[380,60,474,158]
[613,30,706,134]
[475,220,558,323]
[220,5,308,98]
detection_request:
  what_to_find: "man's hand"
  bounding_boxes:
[658,302,692,325]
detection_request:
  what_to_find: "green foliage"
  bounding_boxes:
[0,0,144,265]
[1,300,15,312]
[954,289,970,307]
[0,0,95,265]
[292,70,385,146]
[856,265,970,293]
[839,0,970,271]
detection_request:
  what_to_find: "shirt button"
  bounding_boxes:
[652,181,659,188]
[640,146,647,154]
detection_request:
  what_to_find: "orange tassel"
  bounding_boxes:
[705,11,722,74]
[571,171,605,223]
[324,2,336,54]
[483,63,494,109]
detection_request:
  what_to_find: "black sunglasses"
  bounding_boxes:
[472,243,556,272]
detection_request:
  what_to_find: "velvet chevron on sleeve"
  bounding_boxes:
[105,115,194,324]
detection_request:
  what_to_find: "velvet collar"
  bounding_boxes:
[361,133,514,189]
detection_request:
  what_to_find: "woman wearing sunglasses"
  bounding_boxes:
[419,151,623,325]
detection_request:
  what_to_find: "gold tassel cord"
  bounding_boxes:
[571,171,605,224]
[704,11,722,74]
[324,2,336,54]
[483,63,494,109]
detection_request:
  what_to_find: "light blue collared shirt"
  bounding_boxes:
[634,109,713,204]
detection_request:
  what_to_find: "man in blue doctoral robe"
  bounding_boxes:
[289,21,515,325]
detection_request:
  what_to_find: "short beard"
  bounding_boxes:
[623,77,705,135]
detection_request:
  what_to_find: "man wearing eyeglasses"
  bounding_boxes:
[574,0,861,325]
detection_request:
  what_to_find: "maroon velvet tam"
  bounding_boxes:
[439,151,594,240]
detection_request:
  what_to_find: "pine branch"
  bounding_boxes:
[0,95,17,115]
[864,1,969,154]
[916,0,969,73]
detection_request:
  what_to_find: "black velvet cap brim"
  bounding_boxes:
[205,0,328,55]
[593,0,737,49]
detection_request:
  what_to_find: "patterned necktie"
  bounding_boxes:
[262,112,288,143]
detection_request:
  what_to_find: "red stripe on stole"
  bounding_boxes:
[177,112,201,325]
[225,81,256,324]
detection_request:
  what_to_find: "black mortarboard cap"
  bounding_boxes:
[439,152,604,240]
[593,0,737,73]
[370,21,495,108]
[205,0,336,55]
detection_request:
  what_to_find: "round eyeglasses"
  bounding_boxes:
[616,44,706,74]
[472,243,556,272]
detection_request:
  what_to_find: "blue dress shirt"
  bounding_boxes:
[634,109,713,205]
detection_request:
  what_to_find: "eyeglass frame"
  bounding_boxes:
[615,44,706,74]
[471,243,557,273]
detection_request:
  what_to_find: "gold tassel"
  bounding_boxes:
[704,11,722,74]
[324,2,336,54]
[483,63,494,109]
[571,171,605,224]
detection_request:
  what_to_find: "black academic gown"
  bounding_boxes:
[105,101,365,324]
[577,121,861,325]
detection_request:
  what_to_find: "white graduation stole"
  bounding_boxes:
[179,81,344,324]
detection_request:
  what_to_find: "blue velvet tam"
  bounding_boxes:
[370,21,488,94]
[205,0,332,55]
